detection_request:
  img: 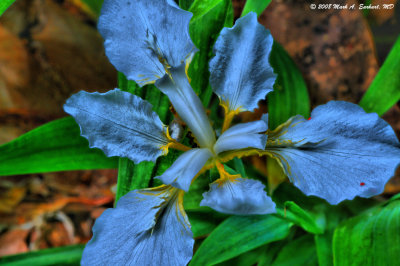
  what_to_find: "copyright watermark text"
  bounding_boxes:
[309,3,395,10]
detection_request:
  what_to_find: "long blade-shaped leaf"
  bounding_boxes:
[268,41,310,130]
[0,244,84,266]
[187,208,228,238]
[315,233,334,266]
[190,215,292,265]
[271,235,317,266]
[333,195,400,265]
[0,117,118,176]
[0,0,15,16]
[179,0,194,10]
[81,0,104,16]
[188,0,234,106]
[241,0,272,17]
[359,36,400,116]
[277,201,324,234]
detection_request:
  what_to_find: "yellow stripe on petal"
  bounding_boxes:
[175,189,192,229]
[185,52,195,83]
[220,100,242,133]
[216,147,292,178]
[160,128,192,154]
[214,162,240,187]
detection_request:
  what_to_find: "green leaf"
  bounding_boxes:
[232,158,246,178]
[277,201,325,234]
[184,171,212,210]
[188,0,234,106]
[272,182,326,211]
[359,36,400,116]
[216,245,269,266]
[271,234,318,266]
[258,240,289,266]
[0,0,15,16]
[333,196,400,265]
[190,215,292,265]
[241,0,271,17]
[179,0,194,10]
[81,0,104,16]
[362,0,372,16]
[315,233,333,266]
[0,117,118,176]
[187,208,228,238]
[390,192,400,201]
[0,244,84,266]
[115,159,154,201]
[116,150,182,202]
[267,41,310,130]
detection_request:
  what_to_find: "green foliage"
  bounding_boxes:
[81,0,104,16]
[0,0,15,16]
[315,233,334,266]
[268,41,310,130]
[232,157,247,178]
[333,194,400,265]
[0,117,118,176]
[362,0,373,16]
[179,0,194,10]
[0,244,84,266]
[190,215,292,265]
[115,159,154,200]
[277,201,325,234]
[187,0,234,106]
[187,208,228,238]
[257,240,289,266]
[117,154,185,202]
[216,245,269,266]
[359,36,400,116]
[241,0,272,17]
[272,234,318,266]
[184,170,212,210]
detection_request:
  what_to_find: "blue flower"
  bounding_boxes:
[64,0,400,265]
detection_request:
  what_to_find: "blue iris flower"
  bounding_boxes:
[63,0,400,265]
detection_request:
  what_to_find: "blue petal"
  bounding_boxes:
[266,101,400,204]
[64,89,168,164]
[156,64,216,149]
[98,0,197,86]
[209,12,276,112]
[214,115,268,154]
[81,186,193,265]
[156,148,213,191]
[200,178,276,215]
